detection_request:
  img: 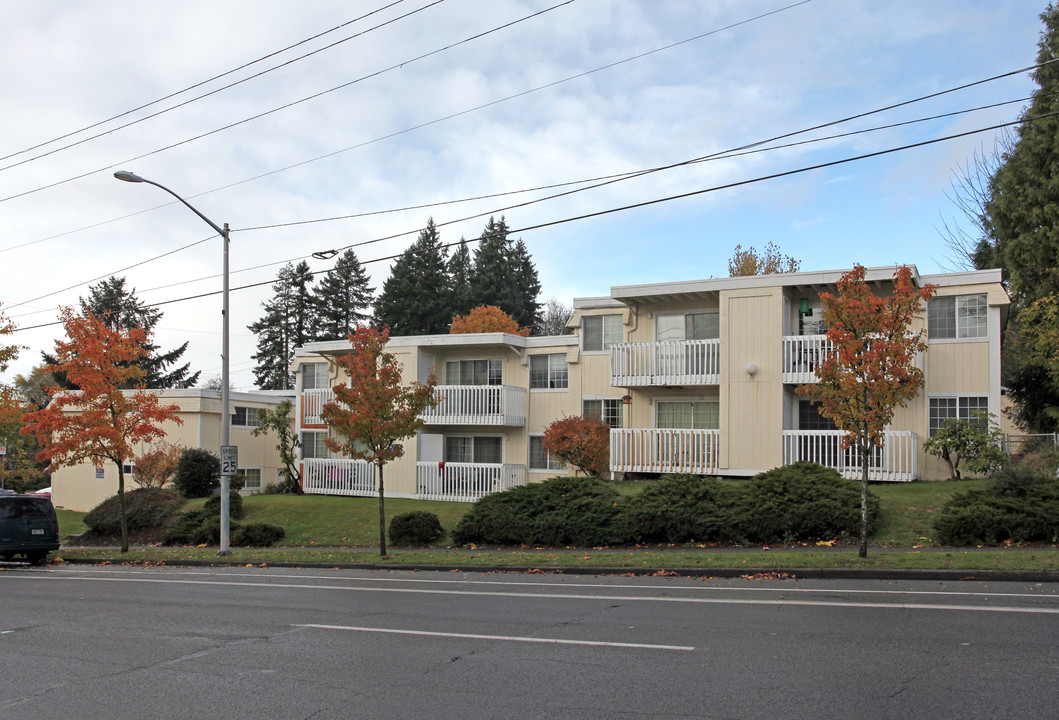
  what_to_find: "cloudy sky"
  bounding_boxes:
[0,0,1046,390]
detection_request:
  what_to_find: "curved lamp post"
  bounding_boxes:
[114,170,233,555]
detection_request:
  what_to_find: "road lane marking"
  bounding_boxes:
[10,573,1059,614]
[293,623,695,651]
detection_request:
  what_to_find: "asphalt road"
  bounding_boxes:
[2,564,1058,719]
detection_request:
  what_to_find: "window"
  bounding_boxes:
[231,406,260,428]
[798,400,837,431]
[529,435,565,471]
[302,362,329,389]
[657,312,718,341]
[240,468,262,490]
[445,359,502,386]
[657,401,719,429]
[583,398,623,428]
[529,354,569,389]
[929,396,988,436]
[122,463,136,477]
[929,294,987,339]
[582,314,622,352]
[301,431,329,459]
[444,436,502,464]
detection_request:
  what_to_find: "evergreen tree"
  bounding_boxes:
[249,262,316,390]
[446,238,475,319]
[313,249,374,341]
[43,276,199,389]
[978,4,1059,305]
[373,218,451,335]
[469,217,541,330]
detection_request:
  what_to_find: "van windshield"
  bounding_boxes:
[0,498,51,519]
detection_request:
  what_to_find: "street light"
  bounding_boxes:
[114,170,234,555]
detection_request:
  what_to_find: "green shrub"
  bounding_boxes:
[620,474,741,544]
[84,487,184,536]
[739,462,876,544]
[453,476,624,547]
[232,523,285,547]
[162,511,218,546]
[204,490,245,520]
[388,511,444,546]
[173,448,220,498]
[934,467,1059,545]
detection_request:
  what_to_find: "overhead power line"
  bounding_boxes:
[11,110,1050,335]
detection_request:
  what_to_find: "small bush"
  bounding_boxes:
[162,511,218,546]
[232,523,285,547]
[739,462,876,544]
[934,467,1059,545]
[204,490,245,520]
[453,476,624,547]
[173,448,220,499]
[388,511,444,546]
[84,487,184,536]
[620,474,741,544]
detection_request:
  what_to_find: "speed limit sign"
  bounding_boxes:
[220,445,238,476]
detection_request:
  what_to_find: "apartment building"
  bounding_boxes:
[50,389,294,512]
[292,265,1008,501]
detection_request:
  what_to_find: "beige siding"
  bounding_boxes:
[925,341,990,394]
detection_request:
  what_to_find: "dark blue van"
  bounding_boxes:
[0,495,60,564]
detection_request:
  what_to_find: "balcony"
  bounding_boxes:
[302,458,375,496]
[782,430,918,482]
[611,339,720,387]
[423,385,526,426]
[782,335,833,384]
[610,428,720,475]
[301,388,334,426]
[417,462,527,502]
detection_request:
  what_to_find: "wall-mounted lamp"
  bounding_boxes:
[799,298,813,316]
[745,362,758,376]
[621,395,633,405]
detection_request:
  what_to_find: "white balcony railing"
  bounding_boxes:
[610,428,719,475]
[611,339,720,386]
[417,462,527,502]
[782,430,918,482]
[782,335,833,384]
[302,457,375,496]
[423,385,526,426]
[301,388,335,426]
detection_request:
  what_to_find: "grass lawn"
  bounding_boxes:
[53,480,1059,572]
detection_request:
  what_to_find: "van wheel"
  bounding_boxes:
[25,552,48,565]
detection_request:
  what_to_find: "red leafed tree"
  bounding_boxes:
[321,326,437,556]
[21,308,181,552]
[0,302,25,448]
[450,305,531,336]
[543,415,610,479]
[797,265,935,557]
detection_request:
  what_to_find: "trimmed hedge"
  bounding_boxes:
[452,476,624,547]
[173,448,220,499]
[84,487,185,536]
[388,511,444,547]
[619,474,740,544]
[934,466,1059,545]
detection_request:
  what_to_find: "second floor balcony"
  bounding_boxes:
[611,339,720,387]
[302,384,526,428]
[782,334,833,384]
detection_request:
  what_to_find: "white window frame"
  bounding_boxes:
[231,406,260,428]
[582,396,624,428]
[239,467,263,491]
[443,434,504,465]
[301,362,329,390]
[581,314,623,353]
[301,431,329,459]
[927,394,989,437]
[444,358,503,386]
[656,400,720,430]
[928,294,988,342]
[529,354,569,390]
[528,434,566,472]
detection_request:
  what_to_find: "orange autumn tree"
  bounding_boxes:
[321,326,438,556]
[450,305,531,336]
[543,415,610,479]
[797,265,935,558]
[21,308,181,552]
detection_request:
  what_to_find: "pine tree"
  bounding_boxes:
[249,262,316,390]
[511,238,542,331]
[43,276,199,389]
[373,218,451,335]
[446,238,475,319]
[979,4,1059,305]
[313,249,374,341]
[469,217,541,330]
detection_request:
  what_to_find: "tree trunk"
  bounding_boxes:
[116,463,129,554]
[377,462,386,557]
[859,441,869,559]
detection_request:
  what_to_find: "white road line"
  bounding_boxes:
[10,573,1059,614]
[41,566,1059,600]
[293,623,695,651]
